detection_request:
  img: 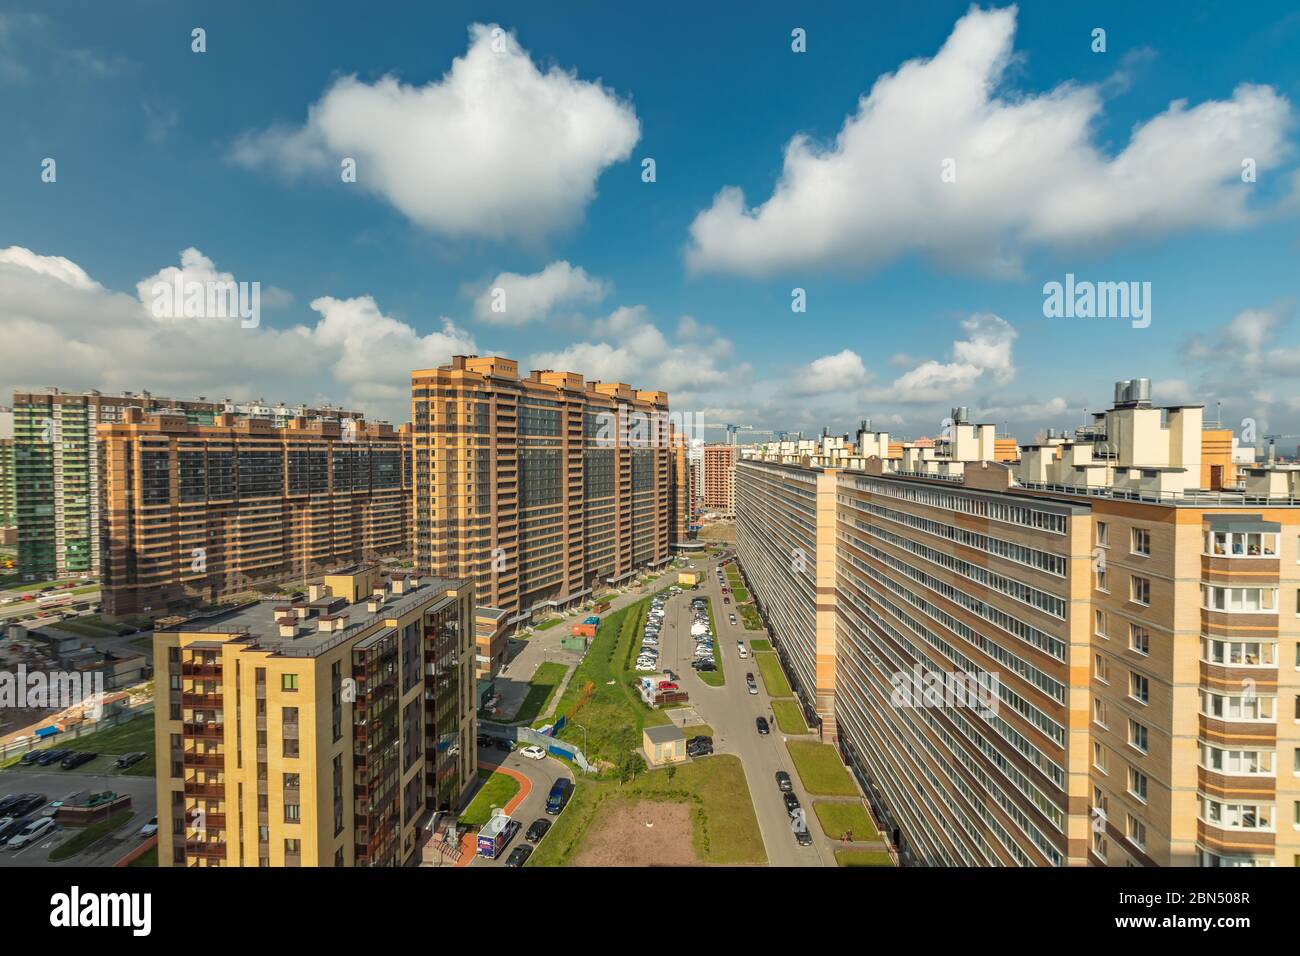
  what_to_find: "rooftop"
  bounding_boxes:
[166,574,464,657]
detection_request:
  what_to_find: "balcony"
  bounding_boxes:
[182,722,225,739]
[183,778,225,799]
[185,840,228,859]
[180,662,222,678]
[182,692,224,710]
[182,751,226,770]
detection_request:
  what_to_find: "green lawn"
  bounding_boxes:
[738,605,764,630]
[749,638,771,651]
[835,848,894,867]
[511,661,569,724]
[127,844,158,867]
[527,754,765,867]
[771,698,809,735]
[533,617,562,631]
[754,652,793,698]
[697,596,725,687]
[460,770,523,827]
[683,724,714,739]
[786,741,858,796]
[552,596,672,766]
[48,810,133,862]
[813,801,879,840]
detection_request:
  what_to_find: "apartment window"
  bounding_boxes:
[1128,767,1148,803]
[1096,522,1109,547]
[1129,672,1149,705]
[283,773,300,791]
[1202,584,1278,613]
[1201,691,1276,721]
[1130,527,1151,556]
[1202,744,1274,775]
[1094,610,1107,639]
[1096,566,1109,592]
[284,803,301,823]
[1202,638,1274,666]
[1128,719,1149,753]
[1130,575,1151,606]
[1093,786,1108,818]
[1129,624,1150,656]
[1093,742,1108,774]
[1094,653,1109,683]
[1201,797,1273,830]
[1093,698,1108,728]
[1295,748,1300,774]
[335,847,345,867]
[1206,530,1278,557]
[283,737,299,759]
[1126,813,1147,849]
[281,674,299,692]
[1092,830,1108,860]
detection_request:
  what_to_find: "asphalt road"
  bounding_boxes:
[0,767,156,867]
[470,745,573,868]
[665,555,836,867]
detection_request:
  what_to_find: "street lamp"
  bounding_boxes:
[573,721,588,755]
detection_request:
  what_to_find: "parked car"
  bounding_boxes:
[775,771,793,792]
[525,818,551,843]
[687,740,713,757]
[729,615,737,625]
[60,751,97,770]
[115,752,146,768]
[0,795,22,815]
[635,658,657,670]
[476,734,492,748]
[503,845,532,867]
[657,681,679,691]
[139,816,158,838]
[519,745,547,760]
[723,596,731,604]
[18,751,44,766]
[545,779,572,815]
[755,716,770,735]
[6,816,55,850]
[35,750,70,767]
[783,792,801,816]
[691,660,717,672]
[737,642,749,659]
[493,738,515,752]
[747,679,758,696]
[6,794,45,816]
[795,827,814,846]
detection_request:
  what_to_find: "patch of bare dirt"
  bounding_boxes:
[570,799,699,866]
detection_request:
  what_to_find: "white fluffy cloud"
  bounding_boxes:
[528,304,750,425]
[870,313,1018,403]
[789,349,870,396]
[471,260,608,325]
[0,246,475,424]
[232,23,640,241]
[686,5,1296,278]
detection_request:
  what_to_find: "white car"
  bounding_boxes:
[519,746,547,760]
[139,816,158,838]
[7,816,55,849]
[737,642,749,659]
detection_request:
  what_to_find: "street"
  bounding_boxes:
[664,554,837,867]
[469,745,573,867]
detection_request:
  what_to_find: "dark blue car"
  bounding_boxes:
[545,778,572,815]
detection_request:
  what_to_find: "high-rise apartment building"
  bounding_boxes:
[11,388,362,578]
[738,381,1300,867]
[669,429,697,547]
[153,567,476,867]
[99,409,411,615]
[411,355,673,626]
[703,443,738,516]
[0,406,14,530]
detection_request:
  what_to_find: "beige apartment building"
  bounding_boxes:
[153,567,476,867]
[703,443,737,516]
[99,409,411,615]
[411,355,673,627]
[737,382,1300,867]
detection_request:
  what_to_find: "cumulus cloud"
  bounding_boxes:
[788,349,870,396]
[232,23,640,241]
[870,313,1018,403]
[471,260,608,325]
[528,304,750,427]
[686,5,1297,278]
[0,245,475,423]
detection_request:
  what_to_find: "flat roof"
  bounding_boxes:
[644,724,686,744]
[167,576,464,657]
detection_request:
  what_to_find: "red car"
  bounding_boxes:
[657,681,679,691]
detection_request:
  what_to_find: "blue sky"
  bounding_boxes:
[2,1,1299,444]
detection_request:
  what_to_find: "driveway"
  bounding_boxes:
[470,744,573,867]
[0,767,156,867]
[663,556,837,867]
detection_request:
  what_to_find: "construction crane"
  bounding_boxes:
[723,423,755,445]
[1262,434,1300,463]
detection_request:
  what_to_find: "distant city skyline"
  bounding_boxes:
[3,2,1299,446]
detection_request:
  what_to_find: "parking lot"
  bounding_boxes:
[0,767,156,867]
